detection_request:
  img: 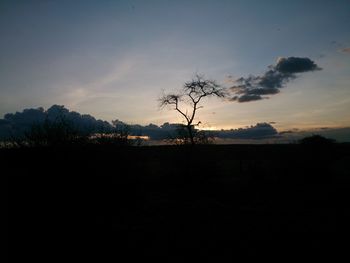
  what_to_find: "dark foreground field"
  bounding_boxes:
[4,144,350,259]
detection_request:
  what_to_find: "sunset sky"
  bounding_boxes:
[1,0,349,131]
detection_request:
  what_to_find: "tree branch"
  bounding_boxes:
[159,74,227,145]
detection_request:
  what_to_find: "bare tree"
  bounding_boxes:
[159,74,226,145]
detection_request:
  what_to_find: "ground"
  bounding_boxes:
[5,144,350,259]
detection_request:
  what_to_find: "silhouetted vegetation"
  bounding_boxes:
[22,117,84,147]
[299,134,336,145]
[159,74,226,145]
[91,122,142,146]
[8,115,139,148]
[0,105,113,145]
[3,105,349,145]
[5,143,350,259]
[165,124,215,145]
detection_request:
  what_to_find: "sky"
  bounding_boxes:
[0,0,349,131]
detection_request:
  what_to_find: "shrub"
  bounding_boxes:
[299,134,336,145]
[22,117,84,147]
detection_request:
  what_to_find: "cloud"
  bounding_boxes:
[279,130,295,135]
[0,105,289,142]
[213,123,278,139]
[339,47,350,53]
[275,57,320,73]
[0,105,113,139]
[231,94,264,103]
[117,122,279,140]
[229,57,321,102]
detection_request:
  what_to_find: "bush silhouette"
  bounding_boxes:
[23,117,84,146]
[165,124,214,145]
[299,134,336,145]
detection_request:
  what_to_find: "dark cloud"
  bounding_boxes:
[0,105,113,139]
[247,87,280,95]
[116,122,278,140]
[229,57,321,102]
[125,122,350,142]
[0,106,282,142]
[121,122,185,140]
[275,57,320,74]
[0,105,187,141]
[212,123,278,139]
[127,122,278,140]
[279,130,295,135]
[231,94,264,103]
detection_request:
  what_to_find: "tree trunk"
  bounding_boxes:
[187,124,195,145]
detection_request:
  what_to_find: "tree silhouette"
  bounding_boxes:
[23,117,81,147]
[299,134,336,145]
[159,74,226,145]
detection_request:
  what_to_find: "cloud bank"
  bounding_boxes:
[0,105,279,141]
[3,105,348,143]
[211,123,278,139]
[113,122,278,140]
[0,105,113,139]
[230,57,321,102]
